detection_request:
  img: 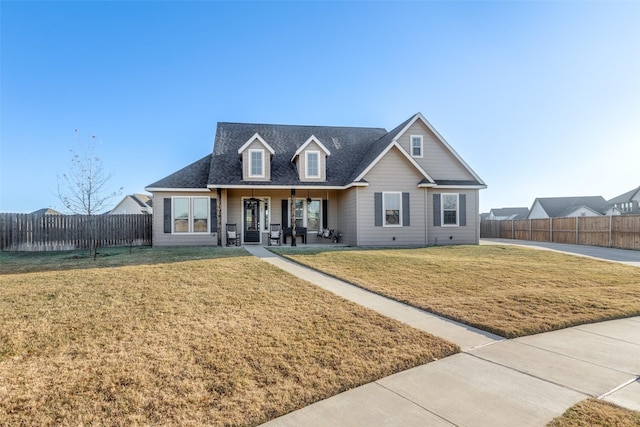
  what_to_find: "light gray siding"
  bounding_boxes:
[337,188,358,246]
[427,189,480,245]
[152,191,218,247]
[397,120,475,181]
[358,146,427,246]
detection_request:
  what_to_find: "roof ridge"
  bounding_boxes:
[217,121,386,131]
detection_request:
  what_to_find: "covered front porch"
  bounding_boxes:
[217,187,343,247]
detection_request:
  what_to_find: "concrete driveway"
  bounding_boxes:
[481,239,640,267]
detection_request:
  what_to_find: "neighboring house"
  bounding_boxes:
[109,194,153,215]
[486,207,529,220]
[145,113,486,247]
[30,208,63,215]
[608,186,640,215]
[527,196,612,219]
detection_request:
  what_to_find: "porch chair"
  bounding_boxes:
[268,223,281,246]
[226,223,241,246]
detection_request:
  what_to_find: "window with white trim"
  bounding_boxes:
[411,135,423,158]
[249,149,264,178]
[290,199,322,232]
[173,197,209,233]
[441,193,459,226]
[305,151,320,178]
[383,192,402,227]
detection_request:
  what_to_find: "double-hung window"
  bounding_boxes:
[173,197,209,233]
[383,192,402,226]
[306,151,320,178]
[441,193,459,226]
[292,199,321,232]
[411,135,423,158]
[249,149,264,178]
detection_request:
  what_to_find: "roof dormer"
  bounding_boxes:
[237,133,275,181]
[291,135,330,182]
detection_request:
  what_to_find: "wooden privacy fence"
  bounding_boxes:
[480,215,640,250]
[0,213,152,251]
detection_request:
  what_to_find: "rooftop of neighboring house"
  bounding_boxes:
[531,196,612,217]
[488,207,529,220]
[30,208,63,215]
[608,186,640,204]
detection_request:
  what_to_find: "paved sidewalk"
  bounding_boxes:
[246,246,640,426]
[481,239,640,267]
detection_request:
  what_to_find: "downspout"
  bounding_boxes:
[424,188,428,246]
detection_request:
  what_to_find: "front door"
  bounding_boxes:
[244,199,260,243]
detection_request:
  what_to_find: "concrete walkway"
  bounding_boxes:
[245,246,640,426]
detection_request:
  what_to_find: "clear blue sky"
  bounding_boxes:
[2,1,639,213]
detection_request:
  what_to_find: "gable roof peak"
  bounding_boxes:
[291,135,331,161]
[237,132,275,155]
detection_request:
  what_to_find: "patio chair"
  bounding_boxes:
[268,223,281,246]
[226,223,241,246]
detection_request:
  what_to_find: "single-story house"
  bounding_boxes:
[486,207,529,220]
[145,113,486,247]
[109,194,153,215]
[527,196,612,219]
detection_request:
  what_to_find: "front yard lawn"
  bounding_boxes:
[547,399,640,427]
[275,245,640,338]
[0,251,457,426]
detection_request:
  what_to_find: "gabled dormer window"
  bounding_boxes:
[249,149,264,178]
[238,133,274,181]
[305,151,320,178]
[411,135,423,158]
[292,135,330,182]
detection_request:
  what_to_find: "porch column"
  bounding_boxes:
[217,188,222,246]
[290,188,297,246]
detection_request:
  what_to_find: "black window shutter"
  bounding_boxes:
[374,192,382,226]
[433,194,441,226]
[459,194,466,226]
[210,198,217,232]
[402,193,410,227]
[281,199,288,227]
[163,198,171,233]
[322,199,328,229]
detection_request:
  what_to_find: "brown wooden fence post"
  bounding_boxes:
[609,215,613,248]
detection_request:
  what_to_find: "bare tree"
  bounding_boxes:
[57,131,122,256]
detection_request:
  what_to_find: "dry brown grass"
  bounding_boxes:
[0,252,457,426]
[277,245,640,338]
[547,399,640,426]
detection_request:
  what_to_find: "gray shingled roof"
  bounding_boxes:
[608,186,640,204]
[147,114,484,190]
[533,196,612,217]
[146,155,212,188]
[489,207,529,219]
[208,122,388,186]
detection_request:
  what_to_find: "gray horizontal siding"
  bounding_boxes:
[397,120,475,181]
[152,191,218,247]
[428,190,479,245]
[358,146,427,246]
